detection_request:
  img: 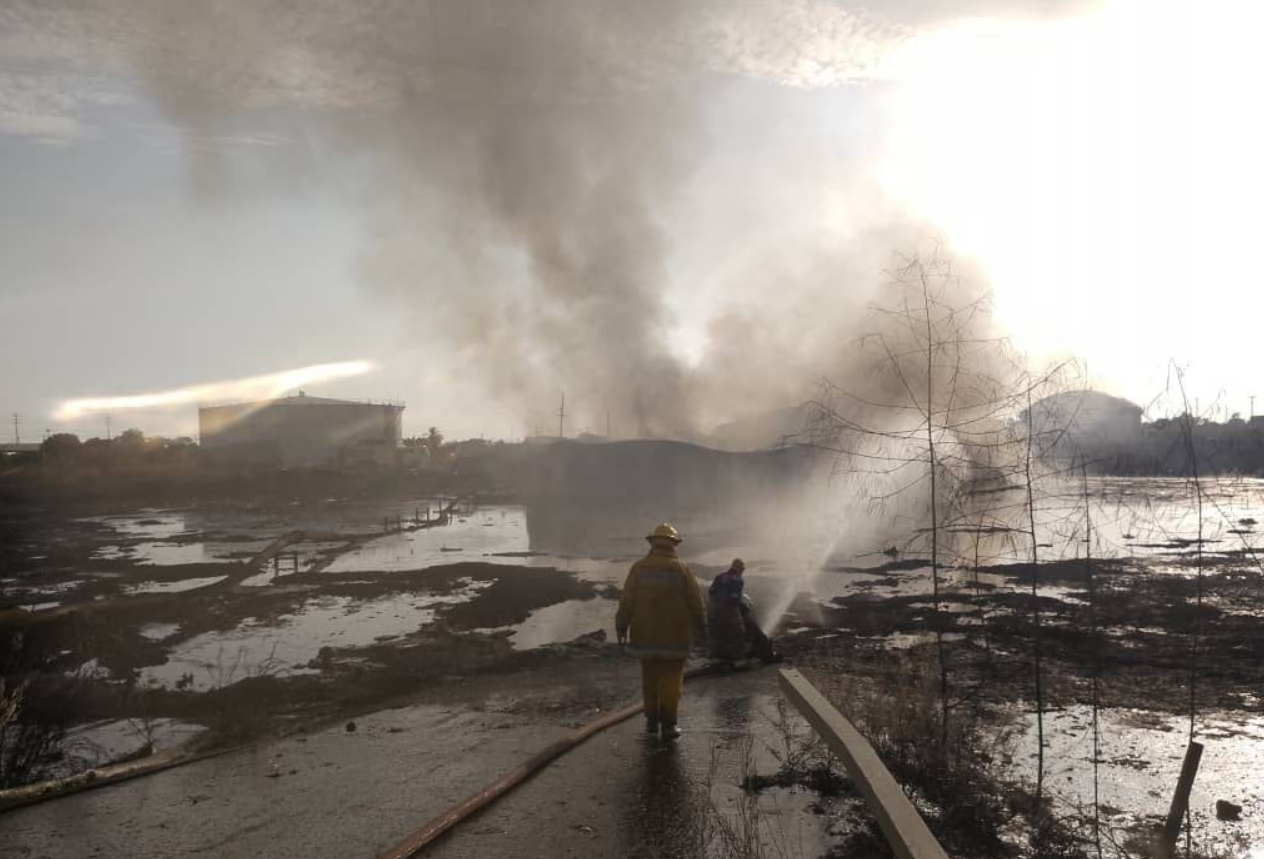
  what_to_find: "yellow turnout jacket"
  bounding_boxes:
[616,545,706,659]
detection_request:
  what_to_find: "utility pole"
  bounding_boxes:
[11,412,19,445]
[1250,395,1256,420]
[105,414,112,441]
[606,408,611,440]
[557,393,566,439]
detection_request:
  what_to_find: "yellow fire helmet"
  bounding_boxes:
[646,522,682,544]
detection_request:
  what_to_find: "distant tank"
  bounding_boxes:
[198,393,403,468]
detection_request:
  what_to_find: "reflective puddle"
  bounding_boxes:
[126,576,229,595]
[481,597,619,650]
[325,508,530,572]
[1012,705,1264,856]
[141,583,492,691]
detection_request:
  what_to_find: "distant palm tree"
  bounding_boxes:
[424,427,444,455]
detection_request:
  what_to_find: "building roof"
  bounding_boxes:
[200,392,404,410]
[1030,389,1143,416]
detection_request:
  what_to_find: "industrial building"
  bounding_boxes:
[198,393,403,468]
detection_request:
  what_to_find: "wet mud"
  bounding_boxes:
[4,478,1264,857]
[786,541,1264,856]
[1,501,636,784]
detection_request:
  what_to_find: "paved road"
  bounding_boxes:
[426,666,834,859]
[4,664,835,859]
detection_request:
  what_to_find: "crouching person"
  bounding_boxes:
[616,523,706,740]
[708,559,748,665]
[710,558,780,665]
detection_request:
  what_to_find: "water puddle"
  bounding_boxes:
[325,507,530,572]
[481,597,619,650]
[877,631,967,650]
[83,501,467,571]
[4,578,83,596]
[238,541,357,586]
[816,567,934,601]
[322,508,637,591]
[682,691,845,858]
[817,562,1094,612]
[82,511,191,540]
[50,718,206,779]
[1011,705,1264,857]
[964,477,1264,568]
[139,622,182,641]
[94,542,238,566]
[0,578,84,606]
[520,555,630,586]
[142,582,492,690]
[126,576,228,595]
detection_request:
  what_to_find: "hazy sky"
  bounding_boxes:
[2,0,1260,441]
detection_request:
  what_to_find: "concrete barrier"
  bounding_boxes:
[779,668,949,859]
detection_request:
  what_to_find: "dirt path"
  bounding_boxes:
[3,663,833,859]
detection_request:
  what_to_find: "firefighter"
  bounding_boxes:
[708,558,748,664]
[709,559,780,665]
[616,523,706,740]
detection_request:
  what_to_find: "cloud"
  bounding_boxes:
[0,1,1098,145]
[0,1,1080,147]
[0,70,91,143]
[0,1,907,103]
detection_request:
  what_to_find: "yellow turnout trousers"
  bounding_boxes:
[640,658,686,724]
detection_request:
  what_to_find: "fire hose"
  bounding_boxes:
[374,664,720,859]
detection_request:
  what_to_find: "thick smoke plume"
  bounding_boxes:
[2,0,1078,437]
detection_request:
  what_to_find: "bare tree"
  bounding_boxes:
[1081,458,1103,859]
[1024,384,1046,806]
[1172,365,1204,746]
[809,252,1034,744]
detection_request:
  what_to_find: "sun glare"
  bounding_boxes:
[878,0,1264,400]
[54,360,376,422]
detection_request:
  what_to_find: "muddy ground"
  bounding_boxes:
[1,506,625,749]
[3,486,1264,858]
[4,663,861,859]
[790,545,1264,858]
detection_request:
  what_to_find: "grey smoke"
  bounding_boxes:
[3,0,1062,437]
